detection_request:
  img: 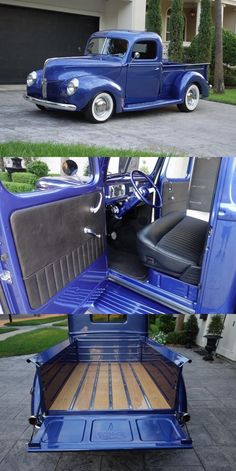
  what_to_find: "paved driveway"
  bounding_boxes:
[0,89,236,156]
[0,347,236,471]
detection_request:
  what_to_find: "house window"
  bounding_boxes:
[165,9,186,42]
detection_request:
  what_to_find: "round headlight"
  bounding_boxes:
[27,71,37,87]
[67,78,79,96]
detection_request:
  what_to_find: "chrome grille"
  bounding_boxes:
[42,78,47,99]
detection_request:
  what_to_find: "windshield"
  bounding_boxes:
[107,157,160,176]
[86,37,128,57]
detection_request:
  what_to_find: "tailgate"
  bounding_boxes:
[28,413,192,452]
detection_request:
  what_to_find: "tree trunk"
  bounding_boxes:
[175,314,185,332]
[214,0,225,93]
[0,157,5,172]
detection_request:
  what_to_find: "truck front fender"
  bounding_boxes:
[175,71,209,100]
[72,75,125,113]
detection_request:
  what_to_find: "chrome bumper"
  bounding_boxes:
[24,94,77,112]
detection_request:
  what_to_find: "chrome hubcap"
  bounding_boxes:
[92,93,113,121]
[186,86,199,110]
[95,98,108,115]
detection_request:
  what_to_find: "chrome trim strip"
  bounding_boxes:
[24,94,77,112]
[108,363,113,410]
[129,363,152,409]
[89,363,100,411]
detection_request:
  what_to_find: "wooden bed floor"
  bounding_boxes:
[50,362,170,411]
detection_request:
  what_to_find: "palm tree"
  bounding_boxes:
[214,0,225,93]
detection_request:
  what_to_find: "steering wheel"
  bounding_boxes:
[130,170,163,209]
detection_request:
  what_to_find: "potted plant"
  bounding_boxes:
[184,314,199,348]
[203,315,224,361]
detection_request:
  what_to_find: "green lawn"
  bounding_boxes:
[0,328,18,335]
[5,315,67,327]
[208,88,236,105]
[52,320,68,327]
[0,328,68,357]
[0,141,169,158]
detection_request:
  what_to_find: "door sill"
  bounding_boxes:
[108,270,196,314]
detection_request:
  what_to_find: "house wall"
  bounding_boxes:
[0,0,147,29]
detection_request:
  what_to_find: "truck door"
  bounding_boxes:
[125,39,162,104]
[0,157,108,315]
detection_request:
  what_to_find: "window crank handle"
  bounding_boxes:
[84,227,101,239]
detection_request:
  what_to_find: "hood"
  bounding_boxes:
[43,55,123,81]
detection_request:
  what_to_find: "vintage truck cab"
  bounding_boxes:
[0,156,235,315]
[24,30,209,122]
[27,314,192,452]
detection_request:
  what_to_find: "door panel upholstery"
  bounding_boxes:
[10,192,106,309]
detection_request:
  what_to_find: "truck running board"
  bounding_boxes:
[28,413,192,452]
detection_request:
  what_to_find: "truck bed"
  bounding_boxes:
[50,362,170,412]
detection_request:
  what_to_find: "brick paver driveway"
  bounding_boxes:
[0,347,236,471]
[0,89,236,156]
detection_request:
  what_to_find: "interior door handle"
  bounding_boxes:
[90,193,103,214]
[84,228,101,239]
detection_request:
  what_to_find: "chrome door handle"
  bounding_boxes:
[90,193,103,214]
[84,227,101,239]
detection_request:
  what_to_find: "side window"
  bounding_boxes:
[0,157,93,194]
[132,40,157,60]
[91,315,127,323]
[166,157,190,179]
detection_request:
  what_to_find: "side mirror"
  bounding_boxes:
[133,51,140,60]
[62,159,78,176]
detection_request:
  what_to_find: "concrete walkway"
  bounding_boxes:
[0,90,236,156]
[0,322,67,342]
[0,347,236,470]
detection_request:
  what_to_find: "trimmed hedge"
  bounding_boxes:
[11,172,38,185]
[166,331,187,345]
[0,172,10,182]
[26,160,49,178]
[3,182,33,193]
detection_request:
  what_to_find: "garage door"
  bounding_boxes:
[0,5,99,84]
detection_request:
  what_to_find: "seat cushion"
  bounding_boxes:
[137,212,208,283]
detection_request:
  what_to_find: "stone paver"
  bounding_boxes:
[0,348,236,470]
[0,91,236,156]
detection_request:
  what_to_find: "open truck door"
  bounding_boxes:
[0,157,175,315]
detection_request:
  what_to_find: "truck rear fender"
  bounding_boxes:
[76,75,124,113]
[175,71,209,100]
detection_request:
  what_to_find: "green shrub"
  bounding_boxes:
[224,67,236,86]
[184,314,199,346]
[11,172,38,185]
[166,331,187,345]
[207,315,224,336]
[3,182,33,193]
[195,0,212,63]
[26,160,49,178]
[168,0,184,62]
[149,315,176,337]
[146,0,162,36]
[0,172,10,182]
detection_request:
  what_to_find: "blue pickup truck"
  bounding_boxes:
[27,314,192,452]
[24,30,209,123]
[0,156,235,315]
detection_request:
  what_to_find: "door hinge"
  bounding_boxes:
[0,270,12,284]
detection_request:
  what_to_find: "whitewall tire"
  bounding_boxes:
[85,92,114,123]
[178,84,200,112]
